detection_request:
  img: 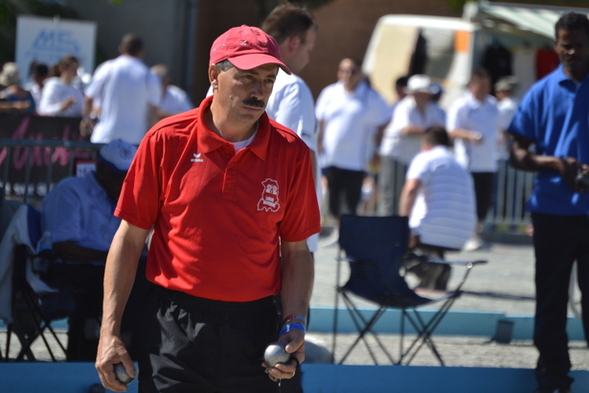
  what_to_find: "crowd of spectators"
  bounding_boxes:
[0,34,193,146]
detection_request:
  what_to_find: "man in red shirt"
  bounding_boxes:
[95,25,320,392]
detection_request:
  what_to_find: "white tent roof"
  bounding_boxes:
[465,1,589,39]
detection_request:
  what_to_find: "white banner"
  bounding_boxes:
[15,16,96,83]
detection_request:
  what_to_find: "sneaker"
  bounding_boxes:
[462,236,483,251]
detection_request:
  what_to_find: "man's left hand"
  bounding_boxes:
[262,327,305,380]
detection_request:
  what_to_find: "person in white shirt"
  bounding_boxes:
[150,64,193,120]
[262,3,320,257]
[316,58,390,230]
[495,76,519,160]
[378,74,446,216]
[80,34,161,145]
[37,55,84,117]
[399,126,476,290]
[447,67,501,250]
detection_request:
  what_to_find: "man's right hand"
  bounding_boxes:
[95,333,135,392]
[558,157,587,192]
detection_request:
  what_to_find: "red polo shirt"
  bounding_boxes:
[115,96,320,302]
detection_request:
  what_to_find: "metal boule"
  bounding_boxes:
[114,363,134,385]
[264,341,291,368]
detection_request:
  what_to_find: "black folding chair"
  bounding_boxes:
[2,205,71,361]
[332,214,486,365]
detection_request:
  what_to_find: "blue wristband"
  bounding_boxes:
[279,322,306,337]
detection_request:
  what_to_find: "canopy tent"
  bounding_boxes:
[464,1,589,39]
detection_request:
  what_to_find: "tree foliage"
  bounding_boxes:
[0,0,81,65]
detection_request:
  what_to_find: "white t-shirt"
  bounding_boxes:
[316,81,390,171]
[407,146,476,250]
[447,93,500,172]
[380,96,446,165]
[497,96,519,160]
[266,69,317,152]
[497,96,519,131]
[266,70,320,252]
[159,85,193,115]
[37,77,84,117]
[85,55,161,144]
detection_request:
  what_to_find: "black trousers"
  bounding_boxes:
[324,166,366,219]
[532,213,589,390]
[45,258,149,361]
[471,172,495,223]
[138,285,285,393]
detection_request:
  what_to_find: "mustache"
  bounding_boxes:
[242,97,265,108]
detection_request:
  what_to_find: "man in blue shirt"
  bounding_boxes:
[42,139,139,361]
[509,12,589,393]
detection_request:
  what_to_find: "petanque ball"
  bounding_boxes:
[114,363,134,385]
[264,342,291,368]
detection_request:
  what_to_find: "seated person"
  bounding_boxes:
[0,62,35,114]
[41,139,145,361]
[399,126,476,290]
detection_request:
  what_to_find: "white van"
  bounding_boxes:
[362,2,585,108]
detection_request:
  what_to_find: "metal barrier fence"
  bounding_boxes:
[0,140,103,206]
[0,140,536,229]
[488,160,535,228]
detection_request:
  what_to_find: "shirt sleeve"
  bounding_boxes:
[390,100,412,135]
[369,92,392,126]
[37,80,63,116]
[272,81,317,152]
[406,152,429,182]
[84,61,110,100]
[42,179,83,243]
[446,100,465,132]
[507,91,536,142]
[146,72,162,106]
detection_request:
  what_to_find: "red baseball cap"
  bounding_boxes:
[210,25,291,75]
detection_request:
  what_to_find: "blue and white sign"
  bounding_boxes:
[16,16,96,83]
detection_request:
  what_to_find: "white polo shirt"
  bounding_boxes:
[85,55,161,145]
[447,93,500,172]
[266,69,320,252]
[407,146,476,250]
[316,81,390,171]
[380,96,445,165]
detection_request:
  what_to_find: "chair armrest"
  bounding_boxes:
[426,258,488,266]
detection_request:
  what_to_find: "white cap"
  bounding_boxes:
[98,139,137,173]
[405,74,436,94]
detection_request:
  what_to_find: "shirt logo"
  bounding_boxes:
[191,153,203,163]
[257,179,280,212]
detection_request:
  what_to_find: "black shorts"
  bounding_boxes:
[137,284,282,393]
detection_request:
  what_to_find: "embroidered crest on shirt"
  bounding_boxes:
[257,179,280,212]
